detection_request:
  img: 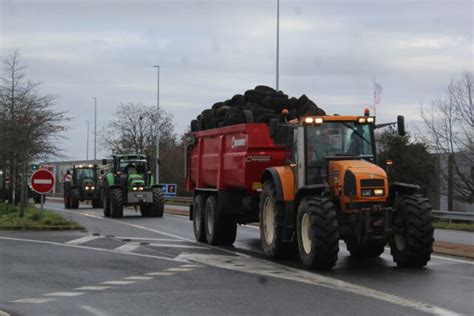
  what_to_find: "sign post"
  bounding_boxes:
[30,169,55,210]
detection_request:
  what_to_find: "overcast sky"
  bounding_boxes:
[1,0,472,161]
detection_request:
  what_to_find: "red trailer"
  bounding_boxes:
[185,123,285,245]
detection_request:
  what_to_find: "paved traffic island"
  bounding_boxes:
[0,202,83,231]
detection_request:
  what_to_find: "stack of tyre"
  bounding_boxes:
[190,85,326,132]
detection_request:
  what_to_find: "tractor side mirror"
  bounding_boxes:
[397,115,406,136]
[102,159,107,166]
[269,118,294,146]
[100,170,104,175]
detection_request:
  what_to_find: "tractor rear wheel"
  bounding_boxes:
[149,188,165,217]
[193,194,207,242]
[70,189,80,209]
[390,194,434,268]
[259,181,294,259]
[204,195,236,245]
[110,188,123,218]
[297,197,339,270]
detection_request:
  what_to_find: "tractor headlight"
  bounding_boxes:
[138,187,144,191]
[132,187,138,191]
[85,186,90,190]
[91,186,95,190]
[374,189,384,196]
[361,189,372,197]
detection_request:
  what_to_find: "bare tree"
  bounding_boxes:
[100,102,180,183]
[421,73,473,205]
[0,51,69,206]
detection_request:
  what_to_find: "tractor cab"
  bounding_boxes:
[72,164,98,195]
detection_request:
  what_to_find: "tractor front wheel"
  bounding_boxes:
[390,194,434,268]
[69,189,80,209]
[296,197,339,270]
[110,188,124,218]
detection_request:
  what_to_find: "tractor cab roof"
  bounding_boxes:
[73,164,97,169]
[113,154,147,160]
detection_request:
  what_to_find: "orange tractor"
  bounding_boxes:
[186,110,434,270]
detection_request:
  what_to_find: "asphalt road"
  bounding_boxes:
[0,202,473,316]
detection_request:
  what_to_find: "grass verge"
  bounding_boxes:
[434,219,474,232]
[0,202,83,230]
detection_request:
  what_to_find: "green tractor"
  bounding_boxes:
[64,164,103,209]
[101,154,164,218]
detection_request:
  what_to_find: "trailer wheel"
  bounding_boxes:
[149,187,164,217]
[204,195,236,245]
[110,188,123,218]
[103,190,111,217]
[346,240,386,258]
[193,194,207,242]
[259,181,294,259]
[70,189,80,209]
[297,197,339,270]
[390,194,434,268]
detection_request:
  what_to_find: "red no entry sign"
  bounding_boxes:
[30,169,55,194]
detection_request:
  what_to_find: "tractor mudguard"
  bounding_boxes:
[261,167,294,202]
[389,182,420,206]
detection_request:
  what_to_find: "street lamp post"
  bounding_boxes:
[86,120,89,160]
[92,97,97,164]
[276,0,280,91]
[153,65,160,183]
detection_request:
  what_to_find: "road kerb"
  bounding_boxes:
[433,241,474,259]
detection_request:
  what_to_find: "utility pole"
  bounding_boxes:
[276,0,280,91]
[153,65,160,183]
[92,97,97,164]
[86,120,89,161]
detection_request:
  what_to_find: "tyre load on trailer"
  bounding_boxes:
[390,194,434,268]
[190,85,326,131]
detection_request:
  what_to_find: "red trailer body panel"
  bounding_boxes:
[186,123,286,193]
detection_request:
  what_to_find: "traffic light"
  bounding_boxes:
[31,164,39,171]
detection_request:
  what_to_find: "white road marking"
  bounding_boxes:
[49,206,250,258]
[124,276,153,280]
[177,253,461,316]
[114,236,185,242]
[115,243,141,252]
[80,305,110,316]
[165,267,193,272]
[33,179,53,184]
[148,243,208,249]
[145,271,175,276]
[75,286,111,291]
[11,298,56,304]
[44,291,84,297]
[66,235,101,245]
[0,236,185,263]
[101,280,135,285]
[180,264,203,268]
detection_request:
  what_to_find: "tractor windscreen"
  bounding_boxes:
[119,160,147,174]
[75,168,95,180]
[306,122,374,164]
